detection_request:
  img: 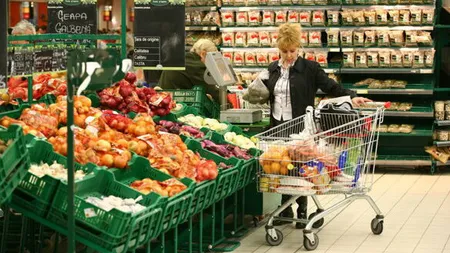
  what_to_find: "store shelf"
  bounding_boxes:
[434,141,450,147]
[186,6,217,11]
[339,68,434,74]
[221,26,434,32]
[372,155,431,166]
[337,83,434,95]
[341,47,434,52]
[220,5,340,11]
[221,46,336,52]
[435,120,450,126]
[341,4,434,9]
[359,106,434,118]
[379,128,432,137]
[185,26,218,31]
[233,66,338,73]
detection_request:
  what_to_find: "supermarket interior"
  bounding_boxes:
[1,0,450,252]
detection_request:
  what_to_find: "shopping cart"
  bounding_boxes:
[255,103,386,251]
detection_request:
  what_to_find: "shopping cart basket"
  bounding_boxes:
[255,103,386,251]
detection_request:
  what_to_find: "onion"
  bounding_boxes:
[105,97,119,108]
[161,96,171,106]
[119,84,134,98]
[125,72,137,84]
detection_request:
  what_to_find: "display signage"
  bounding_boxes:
[48,0,98,34]
[134,0,186,70]
[0,0,7,89]
[9,47,34,76]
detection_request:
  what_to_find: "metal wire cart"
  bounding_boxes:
[255,103,386,251]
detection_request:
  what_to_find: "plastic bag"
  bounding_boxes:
[367,51,379,67]
[260,31,271,46]
[243,74,270,104]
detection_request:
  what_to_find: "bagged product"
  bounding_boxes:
[378,0,388,4]
[399,124,414,133]
[398,0,410,4]
[355,0,365,5]
[202,11,221,26]
[355,51,368,68]
[185,12,192,25]
[341,30,353,46]
[259,31,271,47]
[377,30,390,47]
[327,30,340,47]
[281,0,293,4]
[410,9,422,25]
[389,31,405,47]
[364,10,377,26]
[312,10,326,26]
[368,52,380,67]
[343,52,355,68]
[309,31,322,45]
[259,0,269,5]
[405,31,418,46]
[248,32,260,47]
[262,11,275,26]
[399,10,411,25]
[221,11,235,26]
[235,32,247,47]
[248,11,261,26]
[388,10,400,26]
[243,77,270,104]
[402,52,413,67]
[301,31,309,46]
[288,11,300,23]
[271,32,279,47]
[234,0,246,5]
[342,0,354,4]
[422,9,434,25]
[269,52,280,62]
[353,30,365,46]
[257,52,269,66]
[388,0,398,4]
[275,11,287,25]
[304,51,316,61]
[379,51,391,67]
[234,52,245,66]
[316,51,328,67]
[376,9,388,25]
[247,0,260,5]
[192,11,203,25]
[391,51,403,67]
[303,0,315,5]
[223,52,234,63]
[366,0,377,4]
[268,0,281,5]
[417,31,433,46]
[300,11,312,26]
[236,12,249,26]
[315,0,328,4]
[413,50,425,68]
[425,49,435,68]
[222,32,235,47]
[387,124,400,133]
[353,10,366,26]
[327,11,340,26]
[245,52,257,66]
[292,0,302,4]
[365,31,377,47]
[341,11,354,26]
[368,79,383,88]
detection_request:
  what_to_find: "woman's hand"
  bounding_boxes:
[352,97,372,106]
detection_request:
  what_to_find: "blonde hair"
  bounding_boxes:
[12,20,36,35]
[190,39,218,55]
[277,23,301,50]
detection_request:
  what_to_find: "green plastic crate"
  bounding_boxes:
[17,94,57,106]
[0,104,18,114]
[161,86,220,119]
[0,125,29,187]
[185,140,241,203]
[0,157,30,205]
[153,112,210,141]
[0,104,29,120]
[111,155,194,235]
[11,139,95,217]
[47,169,164,252]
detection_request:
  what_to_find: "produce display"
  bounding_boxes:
[130,178,187,197]
[29,161,87,181]
[178,114,228,132]
[6,73,67,102]
[157,120,205,139]
[0,139,12,154]
[85,195,146,214]
[224,132,257,149]
[201,139,253,159]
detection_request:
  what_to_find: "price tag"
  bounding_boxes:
[421,69,433,74]
[358,89,368,94]
[84,208,97,218]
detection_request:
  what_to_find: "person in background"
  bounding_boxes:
[11,20,36,44]
[158,39,220,101]
[252,23,371,229]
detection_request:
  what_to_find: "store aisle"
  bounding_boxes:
[235,172,450,253]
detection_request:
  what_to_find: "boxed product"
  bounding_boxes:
[353,10,366,26]
[327,11,340,26]
[259,31,271,47]
[327,30,340,47]
[222,32,235,47]
[367,51,379,67]
[245,52,257,66]
[377,30,390,47]
[236,12,249,26]
[416,31,433,46]
[235,32,247,47]
[312,10,326,26]
[389,31,405,47]
[422,9,434,25]
[304,51,316,61]
[271,32,279,47]
[379,51,391,67]
[223,52,234,63]
[248,32,260,47]
[410,9,422,25]
[355,51,368,68]
[405,31,418,46]
[341,11,354,26]
[300,11,312,26]
[269,52,280,62]
[343,52,355,68]
[262,10,275,26]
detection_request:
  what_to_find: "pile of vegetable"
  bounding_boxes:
[178,114,228,132]
[7,73,67,102]
[29,161,87,181]
[0,139,12,155]
[224,132,257,150]
[157,120,205,139]
[130,178,186,197]
[85,195,146,214]
[201,140,252,160]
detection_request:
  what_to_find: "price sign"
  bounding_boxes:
[34,45,55,73]
[48,0,97,35]
[10,47,34,76]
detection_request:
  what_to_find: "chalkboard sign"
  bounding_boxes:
[34,46,54,73]
[10,47,34,76]
[0,0,7,89]
[47,0,97,34]
[134,0,185,70]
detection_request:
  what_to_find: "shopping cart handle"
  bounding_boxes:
[364,102,391,109]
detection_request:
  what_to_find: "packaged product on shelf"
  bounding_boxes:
[327,11,340,26]
[192,11,203,25]
[379,51,391,67]
[221,11,235,26]
[185,12,192,25]
[354,0,365,5]
[366,0,377,4]
[223,52,234,63]
[424,49,435,68]
[365,31,377,47]
[397,102,412,111]
[422,9,434,25]
[312,10,326,26]
[376,9,389,25]
[269,52,280,62]
[234,0,246,6]
[300,11,312,26]
[399,124,414,134]
[446,101,450,120]
[259,0,269,5]
[292,0,302,4]
[417,31,433,46]
[368,79,383,88]
[364,10,377,26]
[353,30,365,46]
[392,80,407,88]
[304,51,316,61]
[303,0,315,5]
[378,0,388,4]
[389,31,405,47]
[248,31,260,46]
[222,0,233,5]
[235,32,247,47]
[222,32,235,47]
[203,12,221,26]
[410,9,422,25]
[247,0,260,5]
[341,30,353,46]
[262,11,275,26]
[405,31,418,46]
[391,51,403,67]
[288,11,300,23]
[342,0,354,5]
[309,31,322,46]
[268,0,281,5]
[315,0,328,5]
[437,130,448,141]
[281,0,293,4]
[388,0,398,5]
[259,31,271,46]
[300,31,309,46]
[341,11,354,26]
[316,51,328,67]
[353,10,366,26]
[378,125,388,132]
[377,30,390,47]
[354,78,375,86]
[271,32,279,47]
[399,10,411,25]
[327,30,340,47]
[388,10,400,25]
[275,11,287,25]
[236,11,249,26]
[355,51,368,68]
[248,11,261,26]
[257,52,269,66]
[245,52,257,66]
[367,51,379,67]
[425,146,449,164]
[343,52,355,68]
[435,101,445,120]
[234,52,245,66]
[387,124,400,133]
[412,50,425,68]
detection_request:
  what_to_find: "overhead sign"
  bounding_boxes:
[48,0,98,34]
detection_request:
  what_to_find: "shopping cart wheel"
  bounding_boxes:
[265,228,283,246]
[371,218,384,235]
[308,212,325,229]
[303,233,319,251]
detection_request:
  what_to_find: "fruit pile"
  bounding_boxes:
[130,178,187,197]
[6,73,67,101]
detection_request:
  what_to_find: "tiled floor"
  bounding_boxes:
[234,171,450,253]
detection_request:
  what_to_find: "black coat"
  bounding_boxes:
[263,57,357,126]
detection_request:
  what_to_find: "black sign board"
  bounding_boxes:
[10,47,34,76]
[134,0,185,70]
[48,0,97,35]
[0,0,7,88]
[34,46,54,73]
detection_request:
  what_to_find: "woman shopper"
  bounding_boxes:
[252,23,371,228]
